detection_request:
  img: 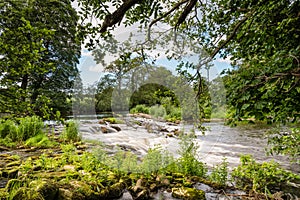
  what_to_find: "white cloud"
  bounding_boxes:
[216,56,232,64]
[88,64,104,73]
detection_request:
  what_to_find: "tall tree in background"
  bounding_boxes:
[0,0,81,118]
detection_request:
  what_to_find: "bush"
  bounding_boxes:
[140,145,174,176]
[130,104,150,114]
[209,158,228,186]
[232,155,300,193]
[176,133,207,177]
[266,128,300,164]
[61,120,81,142]
[149,105,166,119]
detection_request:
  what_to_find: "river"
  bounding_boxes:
[80,118,299,173]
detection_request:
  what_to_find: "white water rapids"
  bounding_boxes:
[79,118,299,173]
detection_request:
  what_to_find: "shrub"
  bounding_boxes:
[149,105,166,119]
[209,158,228,186]
[140,145,174,176]
[232,155,300,193]
[0,116,44,142]
[266,128,300,164]
[130,104,150,114]
[61,120,81,142]
[176,133,207,177]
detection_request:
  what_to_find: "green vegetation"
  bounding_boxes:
[60,120,81,142]
[1,0,300,198]
[209,158,229,187]
[0,116,44,147]
[266,128,300,164]
[130,104,150,115]
[232,155,300,193]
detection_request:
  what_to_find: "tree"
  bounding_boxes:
[0,0,82,118]
[76,0,299,122]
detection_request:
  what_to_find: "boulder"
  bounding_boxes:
[100,126,118,134]
[29,180,58,200]
[172,187,205,200]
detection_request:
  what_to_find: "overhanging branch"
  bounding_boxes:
[100,0,142,33]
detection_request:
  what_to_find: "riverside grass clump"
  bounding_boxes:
[0,116,46,147]
[60,120,81,142]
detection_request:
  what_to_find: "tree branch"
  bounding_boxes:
[175,0,197,30]
[147,0,189,41]
[100,0,142,33]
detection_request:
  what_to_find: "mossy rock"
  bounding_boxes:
[11,187,44,200]
[107,182,126,199]
[172,187,205,200]
[0,188,8,199]
[29,180,58,200]
[6,160,21,168]
[58,188,84,200]
[2,167,19,178]
[69,180,106,199]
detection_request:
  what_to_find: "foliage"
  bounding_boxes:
[266,128,300,164]
[0,119,18,140]
[25,134,56,148]
[209,158,229,187]
[0,0,82,119]
[149,105,167,119]
[60,120,81,142]
[0,116,44,143]
[17,116,44,141]
[140,145,174,176]
[130,104,150,114]
[177,133,207,177]
[232,155,300,193]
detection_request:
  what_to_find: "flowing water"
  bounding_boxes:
[81,119,299,173]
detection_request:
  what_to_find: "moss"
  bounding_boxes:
[11,187,44,200]
[6,160,21,168]
[172,187,205,200]
[107,182,126,199]
[29,180,58,200]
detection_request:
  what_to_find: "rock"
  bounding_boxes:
[111,125,121,132]
[149,183,157,192]
[6,160,21,167]
[172,187,205,200]
[161,178,170,187]
[100,126,118,133]
[2,167,19,178]
[63,165,76,171]
[0,146,10,151]
[166,133,174,137]
[108,182,126,199]
[137,113,152,119]
[135,189,149,200]
[29,180,58,200]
